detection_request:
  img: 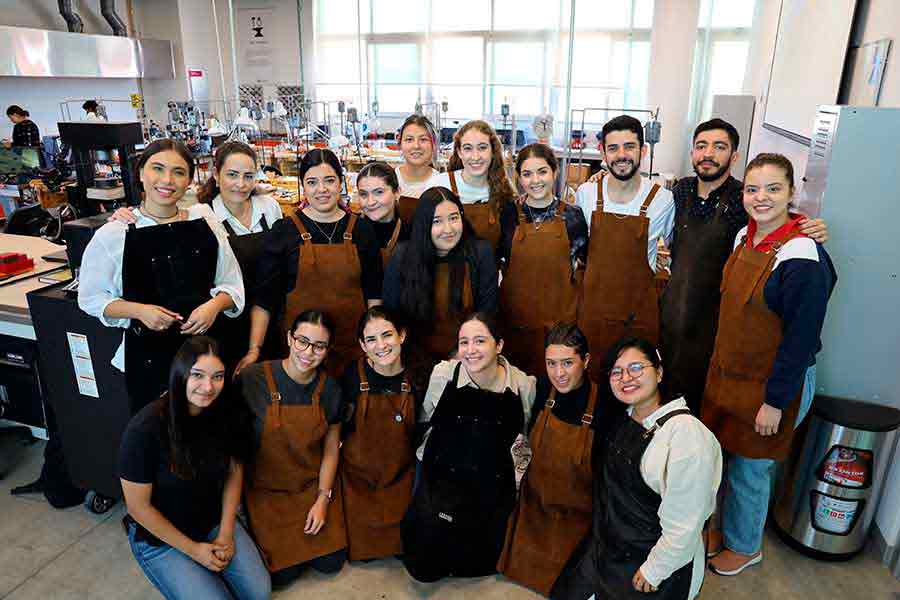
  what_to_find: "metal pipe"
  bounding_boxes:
[558,0,577,198]
[57,0,84,33]
[210,0,231,122]
[100,0,128,36]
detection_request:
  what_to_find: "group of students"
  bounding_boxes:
[74,111,836,600]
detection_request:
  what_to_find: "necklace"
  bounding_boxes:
[310,218,340,243]
[524,198,555,231]
[140,202,180,222]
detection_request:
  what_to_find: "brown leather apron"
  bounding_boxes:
[702,234,803,460]
[380,218,403,269]
[659,197,733,415]
[497,382,597,594]
[448,170,501,249]
[500,202,580,376]
[577,174,660,380]
[422,260,474,361]
[244,361,348,571]
[284,211,366,376]
[397,195,419,223]
[340,359,415,561]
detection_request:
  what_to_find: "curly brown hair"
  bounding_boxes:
[447,120,515,212]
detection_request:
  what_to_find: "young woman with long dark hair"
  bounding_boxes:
[383,186,498,366]
[119,336,268,599]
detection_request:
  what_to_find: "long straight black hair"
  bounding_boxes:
[162,336,254,479]
[397,186,477,324]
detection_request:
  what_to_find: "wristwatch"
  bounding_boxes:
[317,488,333,502]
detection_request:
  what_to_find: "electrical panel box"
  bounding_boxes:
[802,106,900,407]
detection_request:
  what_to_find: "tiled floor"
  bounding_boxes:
[1,436,899,599]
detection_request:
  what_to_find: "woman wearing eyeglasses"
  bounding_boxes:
[552,336,721,600]
[239,310,347,587]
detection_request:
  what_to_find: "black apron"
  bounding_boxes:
[552,409,695,600]
[121,219,219,412]
[659,199,732,416]
[221,215,276,368]
[401,363,524,582]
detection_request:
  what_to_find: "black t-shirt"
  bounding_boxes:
[339,359,424,436]
[239,361,344,449]
[528,376,624,437]
[369,217,411,250]
[382,238,499,317]
[254,210,383,315]
[118,397,227,543]
[498,199,589,268]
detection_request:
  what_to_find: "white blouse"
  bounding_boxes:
[77,203,245,371]
[395,166,439,199]
[629,398,723,599]
[416,356,537,461]
[211,193,283,235]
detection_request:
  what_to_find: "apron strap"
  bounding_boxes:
[222,220,237,237]
[127,223,137,232]
[311,370,327,408]
[262,361,282,428]
[642,408,692,440]
[260,213,270,231]
[289,210,316,265]
[574,382,599,464]
[448,170,459,195]
[640,183,660,218]
[595,171,606,211]
[397,372,413,428]
[385,218,402,254]
[357,357,370,419]
[514,204,527,242]
[530,387,556,452]
[344,213,358,241]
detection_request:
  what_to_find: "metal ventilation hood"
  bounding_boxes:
[0,26,174,79]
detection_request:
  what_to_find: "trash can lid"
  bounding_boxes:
[812,395,900,432]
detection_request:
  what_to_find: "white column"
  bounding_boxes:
[646,0,700,178]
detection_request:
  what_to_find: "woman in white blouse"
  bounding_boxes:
[552,336,721,600]
[396,114,439,200]
[78,139,244,408]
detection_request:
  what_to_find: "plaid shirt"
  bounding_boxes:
[12,119,41,148]
[670,175,747,264]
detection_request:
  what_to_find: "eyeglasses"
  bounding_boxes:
[609,362,653,381]
[290,334,329,354]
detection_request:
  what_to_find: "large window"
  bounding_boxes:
[687,0,756,124]
[313,0,654,142]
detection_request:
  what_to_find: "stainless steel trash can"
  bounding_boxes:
[773,395,900,560]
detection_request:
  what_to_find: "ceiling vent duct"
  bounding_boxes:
[58,0,84,33]
[100,0,128,37]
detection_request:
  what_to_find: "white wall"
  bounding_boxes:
[0,0,142,137]
[647,0,700,176]
[744,0,899,180]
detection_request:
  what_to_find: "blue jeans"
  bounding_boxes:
[128,519,271,600]
[722,365,816,555]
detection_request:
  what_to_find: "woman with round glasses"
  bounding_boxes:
[552,336,721,600]
[238,309,348,587]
